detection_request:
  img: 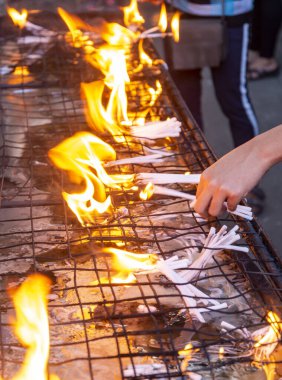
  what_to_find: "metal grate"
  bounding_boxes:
[0,11,282,380]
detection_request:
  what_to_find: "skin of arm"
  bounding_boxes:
[194,124,282,218]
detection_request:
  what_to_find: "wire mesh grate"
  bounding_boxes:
[0,11,282,380]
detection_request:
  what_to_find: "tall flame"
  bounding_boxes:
[171,11,181,42]
[158,3,167,33]
[7,7,28,29]
[81,81,127,142]
[9,274,59,380]
[122,0,144,27]
[57,7,99,49]
[48,132,115,225]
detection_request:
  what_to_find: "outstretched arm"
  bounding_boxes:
[194,124,282,218]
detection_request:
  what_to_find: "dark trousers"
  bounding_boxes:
[171,24,259,147]
[251,0,282,58]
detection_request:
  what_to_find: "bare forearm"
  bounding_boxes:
[256,124,282,169]
[194,124,282,218]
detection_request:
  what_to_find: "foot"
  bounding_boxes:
[248,50,259,65]
[248,57,280,80]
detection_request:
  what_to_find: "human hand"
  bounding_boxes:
[194,136,270,218]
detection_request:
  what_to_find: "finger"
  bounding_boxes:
[227,194,242,211]
[208,189,228,217]
[196,176,206,198]
[194,189,213,219]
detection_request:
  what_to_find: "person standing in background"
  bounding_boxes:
[248,0,282,80]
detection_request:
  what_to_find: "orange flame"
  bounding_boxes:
[171,11,181,42]
[57,7,98,49]
[81,81,127,142]
[138,40,153,66]
[9,274,59,380]
[148,80,162,107]
[48,132,114,225]
[101,23,137,46]
[139,182,154,200]
[158,3,167,33]
[7,7,28,29]
[91,248,157,286]
[254,311,282,361]
[122,0,144,27]
[104,247,157,272]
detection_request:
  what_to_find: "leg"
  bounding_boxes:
[212,24,259,147]
[259,0,282,59]
[170,69,203,129]
[248,0,282,78]
[250,0,262,54]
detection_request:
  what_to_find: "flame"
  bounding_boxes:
[13,66,30,76]
[104,247,157,272]
[218,346,224,360]
[91,248,157,286]
[9,274,59,380]
[7,7,28,29]
[122,0,144,27]
[85,46,130,128]
[49,131,134,224]
[81,81,127,142]
[57,7,98,49]
[92,272,136,286]
[171,11,181,42]
[263,361,276,380]
[158,3,167,33]
[138,39,153,66]
[48,132,116,225]
[254,311,282,361]
[178,343,199,374]
[139,182,154,200]
[101,23,137,46]
[148,80,162,107]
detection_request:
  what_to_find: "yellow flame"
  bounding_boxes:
[138,39,153,66]
[171,11,181,42]
[122,0,144,27]
[9,274,59,380]
[101,23,137,46]
[91,272,137,286]
[13,66,30,76]
[57,7,98,49]
[218,346,224,360]
[81,81,127,142]
[139,182,154,201]
[48,132,115,225]
[7,7,28,29]
[158,3,167,33]
[104,247,157,272]
[263,361,276,380]
[254,312,282,357]
[148,80,162,107]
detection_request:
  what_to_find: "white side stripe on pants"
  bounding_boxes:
[240,23,259,136]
